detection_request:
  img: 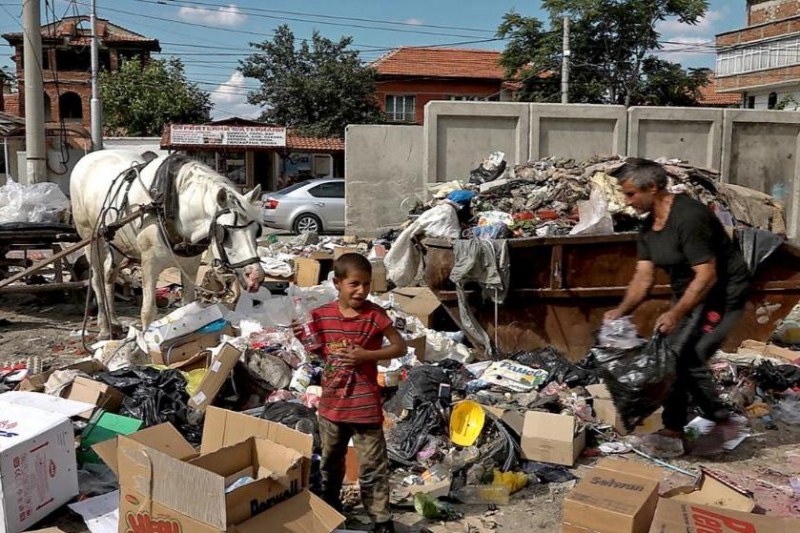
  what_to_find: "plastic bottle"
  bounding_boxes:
[293,297,320,351]
[452,484,510,505]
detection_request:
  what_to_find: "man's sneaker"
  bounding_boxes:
[374,521,396,533]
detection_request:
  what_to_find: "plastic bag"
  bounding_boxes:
[475,360,549,393]
[588,333,677,432]
[511,346,598,387]
[259,401,321,451]
[570,184,614,236]
[752,360,800,392]
[96,366,202,444]
[469,151,507,185]
[0,178,70,223]
[598,317,646,350]
[245,349,292,390]
[386,366,450,412]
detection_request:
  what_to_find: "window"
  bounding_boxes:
[448,95,481,101]
[747,96,756,109]
[385,95,416,123]
[308,181,344,199]
[59,92,82,121]
[717,35,800,77]
[768,92,778,109]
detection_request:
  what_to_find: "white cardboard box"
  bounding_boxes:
[143,302,228,351]
[0,401,79,533]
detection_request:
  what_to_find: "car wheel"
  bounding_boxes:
[293,213,322,234]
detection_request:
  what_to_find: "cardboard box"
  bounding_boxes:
[344,441,358,484]
[562,458,662,533]
[587,384,664,436]
[188,344,242,412]
[520,411,585,466]
[648,498,800,532]
[333,246,360,259]
[294,253,334,287]
[370,260,388,293]
[17,360,106,392]
[64,376,124,417]
[113,407,342,533]
[152,321,234,366]
[662,468,755,513]
[93,422,197,477]
[0,401,79,533]
[382,287,444,328]
[144,302,228,352]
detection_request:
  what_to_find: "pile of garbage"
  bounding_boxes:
[402,153,786,241]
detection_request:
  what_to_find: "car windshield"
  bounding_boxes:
[275,180,311,195]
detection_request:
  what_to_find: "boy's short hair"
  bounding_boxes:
[334,253,372,279]
[610,157,669,191]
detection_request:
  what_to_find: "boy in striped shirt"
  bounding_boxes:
[309,253,406,533]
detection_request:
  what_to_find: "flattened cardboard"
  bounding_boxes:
[152,323,233,366]
[188,344,241,412]
[66,376,124,417]
[371,260,388,294]
[649,498,800,532]
[520,411,585,466]
[18,359,106,392]
[93,422,196,477]
[587,384,663,436]
[294,255,334,287]
[662,468,755,512]
[233,491,345,533]
[333,246,360,259]
[563,458,662,533]
[382,287,443,328]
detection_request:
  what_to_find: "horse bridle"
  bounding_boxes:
[209,205,263,270]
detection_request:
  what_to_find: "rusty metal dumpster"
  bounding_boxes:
[422,233,800,361]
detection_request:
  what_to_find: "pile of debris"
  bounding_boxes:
[7,262,800,532]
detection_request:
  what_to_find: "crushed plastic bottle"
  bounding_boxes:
[452,484,510,505]
[293,297,321,351]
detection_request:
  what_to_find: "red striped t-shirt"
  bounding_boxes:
[310,301,392,424]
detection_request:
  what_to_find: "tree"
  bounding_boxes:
[100,58,211,136]
[240,25,382,137]
[497,0,710,106]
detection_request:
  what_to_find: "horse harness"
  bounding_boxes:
[108,153,262,271]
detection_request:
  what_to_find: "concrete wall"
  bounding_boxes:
[346,101,800,238]
[344,124,424,237]
[722,109,800,236]
[628,107,724,170]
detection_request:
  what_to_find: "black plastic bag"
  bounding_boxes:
[385,366,450,414]
[436,359,471,392]
[469,157,507,185]
[96,366,202,445]
[753,360,800,392]
[386,402,446,464]
[511,346,599,387]
[259,401,321,452]
[588,333,677,432]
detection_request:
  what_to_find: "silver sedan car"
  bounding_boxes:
[261,178,345,234]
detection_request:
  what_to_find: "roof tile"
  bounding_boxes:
[697,73,741,106]
[372,47,506,79]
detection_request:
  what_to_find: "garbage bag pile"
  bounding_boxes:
[399,154,786,241]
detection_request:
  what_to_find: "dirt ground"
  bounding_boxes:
[2,293,799,532]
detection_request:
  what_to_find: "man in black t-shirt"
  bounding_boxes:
[605,158,750,448]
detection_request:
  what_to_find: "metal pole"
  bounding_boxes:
[561,16,570,104]
[22,0,46,184]
[3,137,10,181]
[90,0,103,150]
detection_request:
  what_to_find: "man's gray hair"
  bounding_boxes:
[610,158,668,190]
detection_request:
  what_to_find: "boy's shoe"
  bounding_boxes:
[374,521,396,533]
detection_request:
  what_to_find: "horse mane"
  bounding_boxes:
[175,159,262,221]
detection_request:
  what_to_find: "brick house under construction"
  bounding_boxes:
[1,15,160,128]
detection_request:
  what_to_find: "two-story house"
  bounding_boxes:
[715,0,800,109]
[2,15,160,127]
[372,47,513,124]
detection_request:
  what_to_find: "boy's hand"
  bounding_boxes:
[333,345,371,365]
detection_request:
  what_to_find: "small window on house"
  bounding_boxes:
[768,92,778,109]
[59,91,82,121]
[385,95,416,123]
[448,95,481,101]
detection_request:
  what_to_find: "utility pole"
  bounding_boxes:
[90,0,103,150]
[22,0,46,184]
[561,16,570,104]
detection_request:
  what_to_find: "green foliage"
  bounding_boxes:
[240,25,382,137]
[99,58,211,136]
[497,0,710,106]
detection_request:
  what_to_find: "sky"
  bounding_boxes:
[0,0,746,119]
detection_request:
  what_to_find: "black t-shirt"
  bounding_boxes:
[637,194,750,311]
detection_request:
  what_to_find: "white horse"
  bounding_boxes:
[70,150,266,339]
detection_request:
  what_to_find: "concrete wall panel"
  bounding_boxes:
[424,101,529,184]
[722,109,800,238]
[344,124,424,237]
[530,104,626,160]
[628,107,723,170]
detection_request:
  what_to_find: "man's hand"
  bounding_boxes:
[604,308,623,322]
[655,310,680,335]
[333,345,371,366]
